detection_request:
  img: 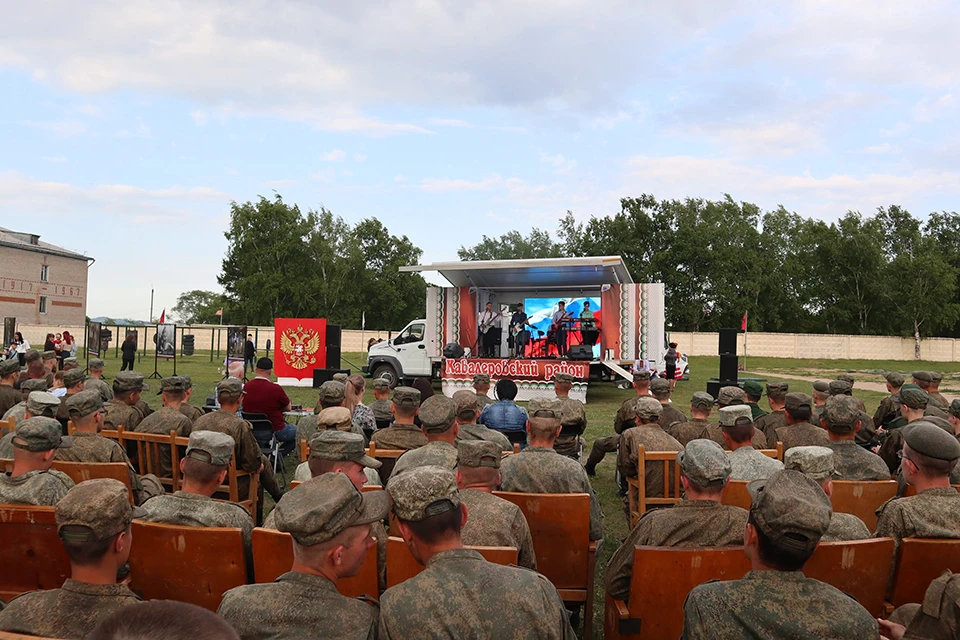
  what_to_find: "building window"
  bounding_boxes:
[39,296,48,314]
[40,265,49,282]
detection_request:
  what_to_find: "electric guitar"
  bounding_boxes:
[548,309,573,337]
[479,311,504,334]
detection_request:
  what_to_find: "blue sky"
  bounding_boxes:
[2,1,960,320]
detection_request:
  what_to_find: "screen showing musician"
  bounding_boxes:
[522,297,601,358]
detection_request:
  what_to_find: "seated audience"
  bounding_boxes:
[821,394,890,480]
[369,377,394,429]
[0,416,74,505]
[478,378,529,432]
[722,405,784,481]
[132,376,193,477]
[770,392,829,452]
[89,600,240,640]
[618,397,684,505]
[472,373,495,409]
[0,390,61,457]
[369,386,428,451]
[667,391,714,446]
[392,395,459,477]
[452,390,512,451]
[242,358,295,456]
[784,446,870,542]
[3,377,50,423]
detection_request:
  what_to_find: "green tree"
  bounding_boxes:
[171,290,227,324]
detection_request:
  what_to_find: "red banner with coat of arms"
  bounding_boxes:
[274,318,326,380]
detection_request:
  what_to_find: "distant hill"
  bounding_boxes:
[90,317,147,326]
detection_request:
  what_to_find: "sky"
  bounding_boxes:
[3,1,960,320]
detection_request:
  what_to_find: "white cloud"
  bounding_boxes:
[393,174,407,183]
[74,104,104,118]
[116,117,152,139]
[263,179,295,188]
[913,93,956,123]
[191,110,208,126]
[353,153,367,163]
[540,152,577,174]
[864,143,899,154]
[319,149,346,162]
[419,174,503,193]
[19,119,88,138]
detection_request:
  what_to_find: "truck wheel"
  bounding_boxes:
[372,364,399,388]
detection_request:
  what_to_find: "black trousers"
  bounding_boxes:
[481,330,498,357]
[555,329,567,356]
[121,357,135,371]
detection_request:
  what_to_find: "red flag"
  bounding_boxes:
[741,311,747,331]
[215,308,223,317]
[159,309,166,324]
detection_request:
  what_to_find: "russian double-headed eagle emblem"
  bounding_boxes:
[279,324,321,370]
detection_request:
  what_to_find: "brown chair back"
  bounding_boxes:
[300,438,308,463]
[757,442,784,460]
[829,480,897,532]
[0,505,70,601]
[128,520,247,611]
[0,416,15,435]
[720,480,752,510]
[804,538,895,616]
[384,536,517,588]
[50,460,135,505]
[217,456,259,517]
[115,427,181,491]
[604,546,751,640]
[0,632,68,640]
[251,527,379,598]
[889,537,960,607]
[627,446,682,527]
[366,442,406,484]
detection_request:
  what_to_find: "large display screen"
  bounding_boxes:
[521,296,601,358]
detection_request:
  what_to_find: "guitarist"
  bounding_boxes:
[509,302,533,357]
[551,301,572,357]
[478,302,501,357]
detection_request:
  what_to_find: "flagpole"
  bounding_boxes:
[744,312,748,373]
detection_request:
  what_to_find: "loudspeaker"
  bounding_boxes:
[718,327,738,356]
[326,345,341,370]
[313,368,349,388]
[719,354,738,384]
[326,324,341,347]
[443,342,465,359]
[569,344,593,360]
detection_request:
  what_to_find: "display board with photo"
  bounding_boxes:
[227,326,247,360]
[156,324,176,359]
[87,322,101,357]
[3,318,15,350]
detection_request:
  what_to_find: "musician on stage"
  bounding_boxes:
[478,301,499,358]
[509,302,533,357]
[551,301,572,357]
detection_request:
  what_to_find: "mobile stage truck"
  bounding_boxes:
[363,256,686,403]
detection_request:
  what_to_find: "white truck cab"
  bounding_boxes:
[362,319,435,387]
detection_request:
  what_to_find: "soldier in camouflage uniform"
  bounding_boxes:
[55,368,87,428]
[810,380,831,428]
[741,380,768,421]
[874,371,905,430]
[82,358,113,402]
[103,371,147,432]
[219,472,387,640]
[177,375,204,422]
[138,431,253,558]
[133,376,193,478]
[827,379,878,447]
[618,397,684,511]
[391,395,459,477]
[723,405,784,481]
[379,466,576,639]
[500,411,604,541]
[56,390,164,505]
[297,381,351,442]
[370,386,428,451]
[950,399,960,435]
[0,416,75,505]
[930,370,950,410]
[298,405,353,445]
[699,386,764,448]
[606,439,748,603]
[0,357,22,417]
[553,372,587,458]
[879,385,933,474]
[0,391,61,457]
[681,470,877,638]
[526,396,573,459]
[668,392,715,446]
[914,371,951,420]
[769,392,829,453]
[880,570,960,640]
[369,377,393,429]
[456,440,537,569]
[651,376,687,428]
[292,432,382,487]
[753,381,788,447]
[784,446,870,542]
[452,390,512,452]
[2,375,48,425]
[473,373,495,410]
[0,479,144,639]
[821,395,890,480]
[15,349,54,390]
[583,370,652,475]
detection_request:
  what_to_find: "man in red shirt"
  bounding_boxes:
[242,358,295,455]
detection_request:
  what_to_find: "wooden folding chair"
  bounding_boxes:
[66,420,119,441]
[128,520,247,611]
[217,457,259,517]
[889,537,960,607]
[385,536,517,588]
[493,491,596,640]
[300,438,309,462]
[0,415,14,436]
[115,427,181,491]
[0,632,68,640]
[720,480,752,510]
[251,527,379,598]
[604,546,751,640]
[757,442,784,461]
[804,538,895,616]
[830,480,897,532]
[366,442,406,484]
[0,505,71,600]
[50,460,135,504]
[903,484,960,497]
[626,446,682,528]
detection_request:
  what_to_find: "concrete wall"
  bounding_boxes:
[0,247,88,326]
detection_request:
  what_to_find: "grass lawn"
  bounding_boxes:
[105,349,909,637]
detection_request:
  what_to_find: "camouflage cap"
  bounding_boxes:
[950,399,960,419]
[717,386,746,407]
[373,377,391,392]
[836,373,856,385]
[216,377,244,400]
[885,371,905,387]
[472,373,490,385]
[925,416,955,435]
[317,407,353,430]
[88,358,105,370]
[931,371,944,384]
[65,389,103,418]
[26,391,60,417]
[452,390,480,416]
[765,382,789,399]
[20,378,49,392]
[812,380,831,393]
[748,470,831,553]
[185,431,234,466]
[62,358,80,370]
[0,358,20,376]
[308,431,381,468]
[332,373,349,384]
[900,385,930,410]
[912,371,935,383]
[317,381,346,405]
[56,478,145,542]
[274,473,389,546]
[741,380,763,398]
[24,349,41,364]
[13,416,72,452]
[719,404,753,427]
[904,421,960,461]
[784,446,836,481]
[180,375,193,389]
[821,395,861,433]
[42,350,57,361]
[387,465,461,522]
[784,392,813,412]
[419,395,457,433]
[391,386,421,408]
[158,376,186,395]
[528,396,562,418]
[632,370,651,383]
[114,371,148,393]
[828,380,853,396]
[554,372,574,384]
[63,368,86,387]
[650,378,671,396]
[690,391,715,411]
[457,440,501,469]
[677,439,731,487]
[634,396,663,421]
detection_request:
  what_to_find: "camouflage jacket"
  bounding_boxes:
[138,490,253,554]
[667,418,711,447]
[54,431,161,505]
[83,376,113,401]
[135,399,153,420]
[133,406,193,477]
[827,441,890,481]
[823,512,871,543]
[0,384,21,418]
[2,401,26,424]
[191,409,263,473]
[103,401,142,432]
[460,488,537,570]
[727,446,784,482]
[617,425,683,499]
[876,487,960,546]
[369,398,393,423]
[179,402,204,423]
[369,423,427,451]
[772,422,829,453]
[0,469,74,506]
[455,423,512,452]
[698,423,764,451]
[754,409,786,446]
[898,570,960,640]
[391,441,458,477]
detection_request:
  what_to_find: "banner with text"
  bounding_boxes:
[441,358,590,403]
[274,318,327,384]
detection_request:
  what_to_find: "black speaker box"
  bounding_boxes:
[443,342,465,359]
[719,354,739,384]
[326,345,341,370]
[326,324,342,347]
[718,327,738,356]
[569,344,594,360]
[313,368,349,388]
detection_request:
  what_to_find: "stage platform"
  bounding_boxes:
[442,357,591,402]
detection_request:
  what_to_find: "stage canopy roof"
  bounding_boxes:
[399,256,633,291]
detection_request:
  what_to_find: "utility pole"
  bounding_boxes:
[149,288,154,323]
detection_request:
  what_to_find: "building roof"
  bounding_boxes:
[399,256,633,290]
[0,227,93,262]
